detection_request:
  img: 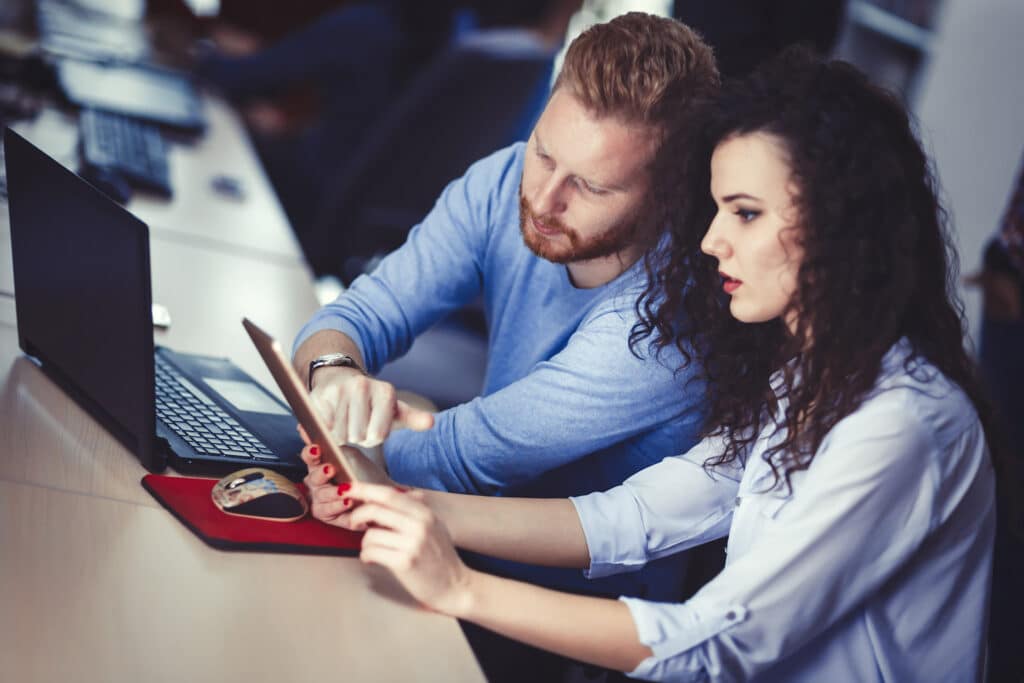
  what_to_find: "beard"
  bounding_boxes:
[518,188,649,265]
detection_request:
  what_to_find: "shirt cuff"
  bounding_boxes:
[620,596,749,681]
[570,486,649,578]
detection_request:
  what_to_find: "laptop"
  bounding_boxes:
[3,128,303,478]
[56,59,206,134]
[36,0,152,63]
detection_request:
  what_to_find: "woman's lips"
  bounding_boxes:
[720,272,742,294]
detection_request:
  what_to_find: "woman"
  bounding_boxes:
[302,49,997,681]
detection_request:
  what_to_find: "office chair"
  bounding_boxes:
[301,27,556,281]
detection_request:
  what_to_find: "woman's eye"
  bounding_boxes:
[735,208,759,222]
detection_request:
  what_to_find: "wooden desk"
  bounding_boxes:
[0,475,482,683]
[0,95,484,681]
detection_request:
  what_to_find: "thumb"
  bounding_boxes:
[394,400,435,431]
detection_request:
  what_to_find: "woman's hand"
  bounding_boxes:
[345,482,475,617]
[301,441,364,529]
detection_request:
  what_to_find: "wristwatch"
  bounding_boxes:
[308,353,365,391]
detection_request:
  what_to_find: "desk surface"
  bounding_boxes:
[8,97,306,265]
[0,88,484,681]
[0,476,482,683]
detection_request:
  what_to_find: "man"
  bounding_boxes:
[294,13,717,599]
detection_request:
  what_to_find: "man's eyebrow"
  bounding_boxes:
[721,192,763,202]
[534,132,547,153]
[533,133,628,193]
[583,176,627,193]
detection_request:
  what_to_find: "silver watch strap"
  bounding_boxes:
[308,353,364,391]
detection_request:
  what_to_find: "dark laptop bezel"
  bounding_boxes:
[4,128,303,478]
[5,127,163,472]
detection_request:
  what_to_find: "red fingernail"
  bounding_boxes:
[337,483,351,495]
[310,445,320,456]
[343,498,351,506]
[323,465,330,475]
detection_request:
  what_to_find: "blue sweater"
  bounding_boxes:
[295,143,705,597]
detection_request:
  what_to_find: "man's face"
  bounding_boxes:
[519,87,659,264]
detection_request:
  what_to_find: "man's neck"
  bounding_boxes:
[566,244,643,289]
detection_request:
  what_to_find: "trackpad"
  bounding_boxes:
[204,378,290,416]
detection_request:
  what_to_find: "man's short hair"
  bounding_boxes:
[554,12,720,134]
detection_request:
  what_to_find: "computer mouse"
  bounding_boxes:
[211,467,308,522]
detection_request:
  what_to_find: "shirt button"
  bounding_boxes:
[734,497,742,508]
[725,610,737,620]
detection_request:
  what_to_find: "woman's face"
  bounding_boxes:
[701,132,804,331]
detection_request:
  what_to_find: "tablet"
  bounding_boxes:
[242,318,388,484]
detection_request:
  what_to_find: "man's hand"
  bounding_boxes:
[309,366,434,447]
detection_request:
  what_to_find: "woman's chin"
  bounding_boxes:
[728,300,779,325]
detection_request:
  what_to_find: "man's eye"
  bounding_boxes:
[574,178,606,195]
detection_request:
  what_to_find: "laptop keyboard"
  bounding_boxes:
[79,108,172,197]
[154,354,278,461]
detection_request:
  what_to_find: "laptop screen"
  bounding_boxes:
[4,128,162,471]
[56,60,206,133]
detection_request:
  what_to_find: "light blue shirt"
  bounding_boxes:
[572,340,995,681]
[294,142,703,501]
[295,142,705,598]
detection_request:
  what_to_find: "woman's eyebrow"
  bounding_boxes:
[722,192,763,202]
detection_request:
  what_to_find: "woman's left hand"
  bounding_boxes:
[344,482,475,617]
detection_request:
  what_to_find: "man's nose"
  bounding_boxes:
[532,175,567,216]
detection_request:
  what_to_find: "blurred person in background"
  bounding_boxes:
[194,1,575,237]
[968,154,1024,683]
[553,0,846,80]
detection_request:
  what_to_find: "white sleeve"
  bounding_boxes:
[621,400,966,681]
[570,434,740,578]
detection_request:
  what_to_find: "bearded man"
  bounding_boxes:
[293,12,718,602]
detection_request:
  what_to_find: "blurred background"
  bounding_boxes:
[2,0,1017,345]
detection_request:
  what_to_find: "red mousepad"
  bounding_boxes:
[142,474,362,556]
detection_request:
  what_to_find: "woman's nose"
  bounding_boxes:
[701,217,730,259]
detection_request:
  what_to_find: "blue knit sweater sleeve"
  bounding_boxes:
[291,144,522,369]
[386,295,701,495]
